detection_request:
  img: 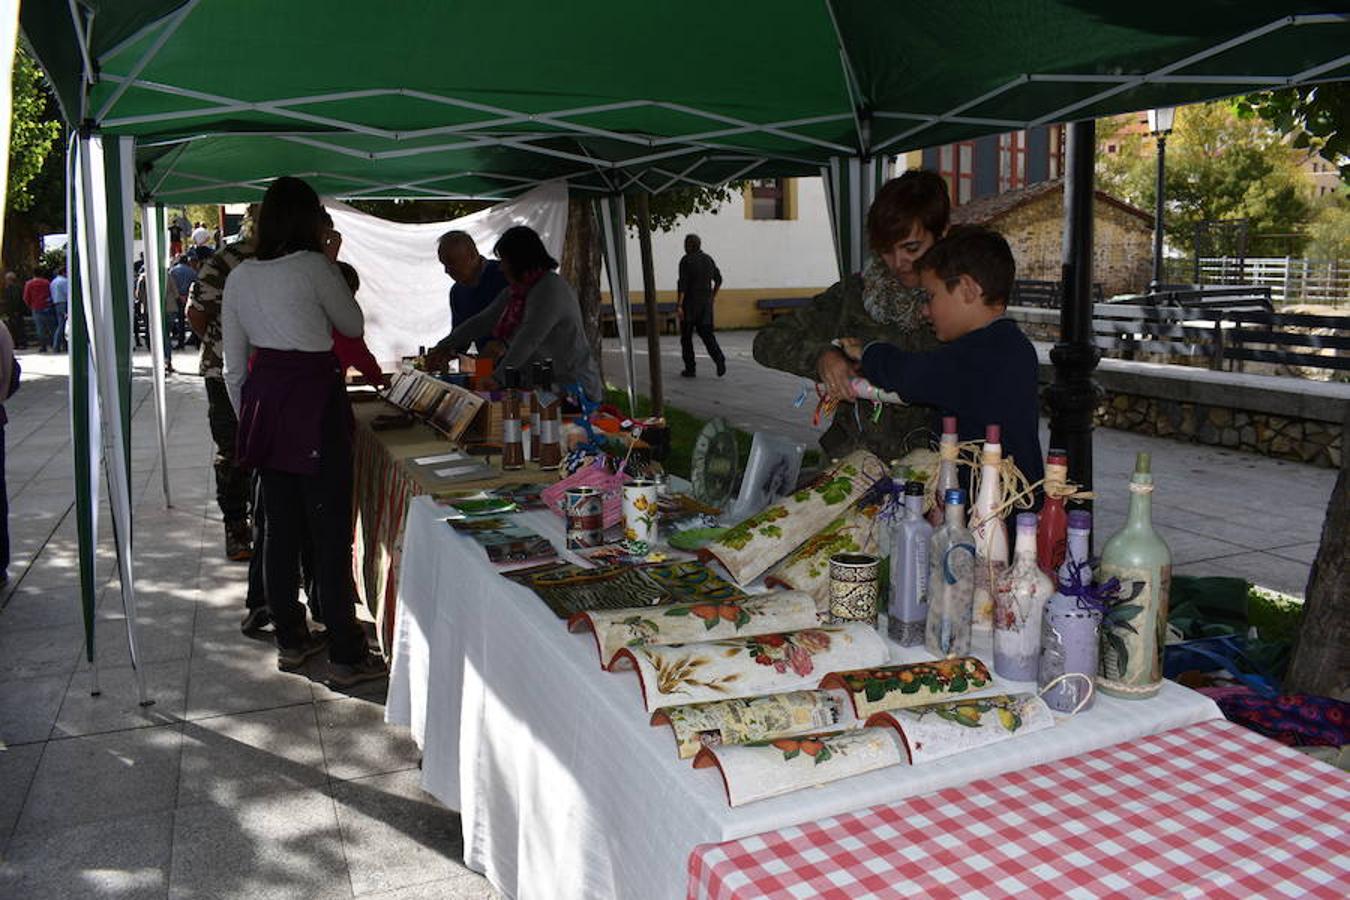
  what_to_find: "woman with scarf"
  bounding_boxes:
[439,225,601,401]
[222,176,386,687]
[752,170,950,459]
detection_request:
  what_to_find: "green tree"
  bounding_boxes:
[626,184,743,232]
[1096,102,1312,257]
[1304,194,1350,259]
[1235,83,1350,184]
[6,49,62,215]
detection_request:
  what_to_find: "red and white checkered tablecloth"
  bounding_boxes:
[689,718,1350,899]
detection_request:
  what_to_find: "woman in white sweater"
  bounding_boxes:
[223,176,384,687]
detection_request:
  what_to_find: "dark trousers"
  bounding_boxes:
[680,303,724,372]
[258,395,365,664]
[247,472,316,615]
[204,377,252,526]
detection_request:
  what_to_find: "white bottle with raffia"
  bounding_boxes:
[970,424,1009,630]
[1097,452,1171,700]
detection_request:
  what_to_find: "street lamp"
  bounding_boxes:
[1147,106,1176,293]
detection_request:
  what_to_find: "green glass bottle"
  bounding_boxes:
[1097,452,1172,700]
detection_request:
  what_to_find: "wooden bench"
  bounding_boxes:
[600,301,678,337]
[755,296,813,320]
[1010,280,1105,308]
[1091,302,1350,372]
[1146,285,1274,314]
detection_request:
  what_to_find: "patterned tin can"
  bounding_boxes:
[622,479,659,546]
[564,487,605,549]
[828,553,880,625]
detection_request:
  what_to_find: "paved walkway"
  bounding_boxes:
[0,350,493,899]
[0,339,1333,899]
[605,332,1334,597]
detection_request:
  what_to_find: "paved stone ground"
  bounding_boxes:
[0,349,495,899]
[605,332,1334,597]
[0,338,1333,899]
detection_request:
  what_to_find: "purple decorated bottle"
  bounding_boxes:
[993,513,1054,681]
[1038,510,1100,712]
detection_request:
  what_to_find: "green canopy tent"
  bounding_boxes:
[16,1,1349,692]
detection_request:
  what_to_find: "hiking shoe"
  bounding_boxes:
[716,359,727,377]
[240,606,272,635]
[679,369,696,378]
[225,522,253,562]
[326,652,388,689]
[276,631,328,672]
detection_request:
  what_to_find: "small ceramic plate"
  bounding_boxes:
[667,526,728,552]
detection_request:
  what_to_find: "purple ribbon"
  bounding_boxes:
[1056,558,1120,615]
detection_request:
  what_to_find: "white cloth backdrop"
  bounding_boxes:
[386,496,1223,900]
[325,181,569,367]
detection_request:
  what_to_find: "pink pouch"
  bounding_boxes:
[541,457,627,530]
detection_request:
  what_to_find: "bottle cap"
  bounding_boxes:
[501,367,521,389]
[1016,512,1038,529]
[943,488,966,506]
[1067,509,1093,531]
[1135,451,1151,474]
[904,480,925,496]
[942,416,958,434]
[985,424,1001,444]
[1047,449,1067,464]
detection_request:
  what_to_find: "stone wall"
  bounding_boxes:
[998,196,1153,297]
[1092,392,1342,468]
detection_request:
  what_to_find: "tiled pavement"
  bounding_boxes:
[0,350,494,899]
[0,335,1334,899]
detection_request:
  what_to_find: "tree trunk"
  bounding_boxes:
[636,192,663,415]
[1283,465,1349,700]
[558,196,604,385]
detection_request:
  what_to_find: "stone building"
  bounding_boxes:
[950,179,1154,297]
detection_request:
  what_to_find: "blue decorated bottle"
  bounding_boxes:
[1038,510,1100,712]
[887,481,933,646]
[925,489,976,659]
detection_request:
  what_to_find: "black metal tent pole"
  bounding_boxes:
[1046,119,1101,511]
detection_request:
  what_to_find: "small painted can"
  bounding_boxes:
[828,553,881,625]
[563,487,604,549]
[622,479,659,545]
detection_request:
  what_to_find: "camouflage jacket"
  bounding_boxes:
[187,241,254,378]
[752,254,939,460]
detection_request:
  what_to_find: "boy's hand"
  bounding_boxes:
[835,337,865,361]
[817,347,858,401]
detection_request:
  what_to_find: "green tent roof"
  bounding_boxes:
[21,2,1350,201]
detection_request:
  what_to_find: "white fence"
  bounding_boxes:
[1196,257,1350,306]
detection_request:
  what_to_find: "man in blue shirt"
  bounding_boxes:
[49,265,69,352]
[427,231,508,366]
[167,254,199,354]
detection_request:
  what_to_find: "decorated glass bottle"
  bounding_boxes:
[887,481,933,646]
[925,489,976,659]
[527,363,541,463]
[1097,452,1171,700]
[1037,449,1070,574]
[929,416,960,527]
[970,424,1009,629]
[993,512,1055,681]
[536,359,562,470]
[500,367,525,471]
[1038,510,1100,712]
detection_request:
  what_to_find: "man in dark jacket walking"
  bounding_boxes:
[676,234,726,378]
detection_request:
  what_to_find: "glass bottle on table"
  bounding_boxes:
[536,359,563,470]
[926,488,976,659]
[527,363,542,463]
[970,424,1009,630]
[930,416,960,527]
[993,512,1055,681]
[1039,510,1099,712]
[1097,452,1172,700]
[887,481,933,646]
[1037,448,1069,574]
[500,367,525,471]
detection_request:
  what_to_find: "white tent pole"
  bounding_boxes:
[142,202,171,507]
[79,132,150,705]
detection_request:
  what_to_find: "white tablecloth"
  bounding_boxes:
[386,496,1222,900]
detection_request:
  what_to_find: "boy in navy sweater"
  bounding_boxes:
[838,226,1044,493]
